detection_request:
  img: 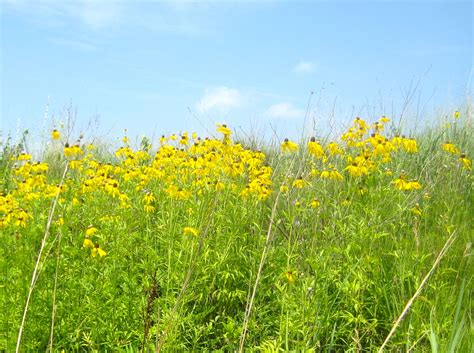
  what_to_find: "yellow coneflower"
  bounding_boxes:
[442,142,459,155]
[393,176,421,191]
[284,270,295,284]
[85,226,98,237]
[183,227,199,236]
[310,198,320,208]
[144,204,155,213]
[329,169,344,181]
[411,204,423,217]
[308,137,325,158]
[341,197,351,206]
[91,243,106,257]
[354,117,368,129]
[403,138,418,153]
[310,169,319,177]
[460,154,471,170]
[51,129,60,140]
[143,191,155,204]
[292,177,306,189]
[216,124,232,137]
[281,138,298,152]
[344,162,368,178]
[17,153,32,161]
[327,142,343,155]
[83,238,94,248]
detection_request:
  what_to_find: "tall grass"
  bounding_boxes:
[0,115,472,352]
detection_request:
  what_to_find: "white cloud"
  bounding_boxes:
[197,86,243,113]
[3,0,207,35]
[4,0,122,29]
[48,37,97,52]
[265,102,305,119]
[79,0,121,29]
[293,61,315,74]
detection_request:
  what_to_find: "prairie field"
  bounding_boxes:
[0,114,472,352]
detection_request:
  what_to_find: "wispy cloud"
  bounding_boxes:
[79,0,121,29]
[293,61,315,74]
[196,86,243,113]
[265,102,305,119]
[48,37,97,52]
[3,0,208,35]
[4,0,122,29]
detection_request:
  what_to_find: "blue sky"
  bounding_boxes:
[1,0,472,145]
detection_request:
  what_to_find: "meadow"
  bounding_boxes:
[0,113,472,352]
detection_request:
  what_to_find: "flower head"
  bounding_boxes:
[91,243,107,257]
[281,138,298,153]
[85,226,98,237]
[460,154,471,170]
[51,129,60,140]
[284,270,295,284]
[183,227,199,236]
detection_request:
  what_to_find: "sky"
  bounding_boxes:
[0,0,472,146]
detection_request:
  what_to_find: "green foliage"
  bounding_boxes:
[0,119,472,352]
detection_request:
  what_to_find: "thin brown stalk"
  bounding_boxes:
[238,153,298,352]
[155,201,216,352]
[238,190,281,353]
[15,162,69,353]
[377,231,457,352]
[47,229,63,352]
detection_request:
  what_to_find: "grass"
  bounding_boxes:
[0,115,472,352]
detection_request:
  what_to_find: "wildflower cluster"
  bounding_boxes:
[0,157,59,228]
[278,116,426,202]
[441,141,471,170]
[83,226,106,257]
[1,124,273,231]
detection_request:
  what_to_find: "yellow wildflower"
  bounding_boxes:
[83,238,94,248]
[460,154,471,170]
[310,198,320,208]
[354,117,368,130]
[143,191,155,204]
[183,227,199,236]
[320,169,330,179]
[216,124,232,136]
[344,162,368,178]
[327,142,343,155]
[55,217,64,226]
[51,129,60,140]
[284,270,295,284]
[17,153,32,161]
[308,137,325,158]
[144,204,155,213]
[341,197,351,206]
[292,178,306,189]
[330,169,344,181]
[92,243,107,257]
[85,226,98,237]
[411,204,423,216]
[393,176,421,191]
[281,138,298,152]
[442,142,459,155]
[403,138,418,153]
